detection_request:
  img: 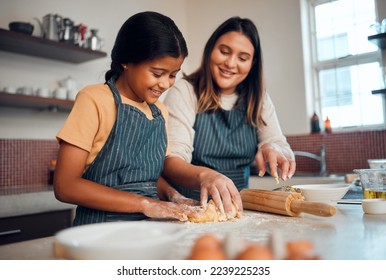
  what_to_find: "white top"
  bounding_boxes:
[163,79,293,162]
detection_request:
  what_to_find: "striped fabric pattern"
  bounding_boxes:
[73,78,167,225]
[173,108,258,201]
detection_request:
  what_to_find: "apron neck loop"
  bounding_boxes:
[106,75,122,106]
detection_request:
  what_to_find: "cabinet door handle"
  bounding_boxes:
[0,229,22,236]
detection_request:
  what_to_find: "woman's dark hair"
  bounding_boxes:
[185,16,265,127]
[105,11,188,82]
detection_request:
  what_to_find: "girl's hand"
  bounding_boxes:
[170,193,201,206]
[255,143,296,182]
[157,177,200,206]
[141,199,202,221]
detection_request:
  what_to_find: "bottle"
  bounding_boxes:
[48,159,57,185]
[324,117,332,133]
[311,112,321,133]
[86,29,103,51]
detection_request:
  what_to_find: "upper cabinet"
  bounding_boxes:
[0,28,107,63]
[368,32,386,95]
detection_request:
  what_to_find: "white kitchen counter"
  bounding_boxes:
[1,204,385,260]
[0,190,75,218]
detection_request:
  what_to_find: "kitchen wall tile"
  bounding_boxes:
[1,129,385,194]
[0,139,59,193]
[287,130,386,175]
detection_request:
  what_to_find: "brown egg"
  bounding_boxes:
[191,234,222,250]
[189,247,227,260]
[188,233,227,260]
[286,240,318,260]
[236,243,274,260]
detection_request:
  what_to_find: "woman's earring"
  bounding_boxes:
[122,65,127,69]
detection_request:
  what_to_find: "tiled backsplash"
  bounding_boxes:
[0,140,59,193]
[287,129,386,175]
[1,129,386,192]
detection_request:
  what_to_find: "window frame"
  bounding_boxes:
[307,0,385,131]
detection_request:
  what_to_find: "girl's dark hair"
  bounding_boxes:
[105,11,188,82]
[185,16,265,127]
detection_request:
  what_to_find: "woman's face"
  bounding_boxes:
[210,31,254,95]
[118,55,184,104]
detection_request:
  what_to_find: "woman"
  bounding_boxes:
[54,11,196,225]
[161,16,296,217]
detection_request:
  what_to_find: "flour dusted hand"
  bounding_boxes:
[141,199,201,222]
[187,200,240,223]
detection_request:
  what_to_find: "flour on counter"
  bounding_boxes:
[167,210,336,259]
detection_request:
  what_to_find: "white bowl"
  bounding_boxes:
[362,199,386,214]
[293,184,350,205]
[368,159,386,169]
[54,221,186,260]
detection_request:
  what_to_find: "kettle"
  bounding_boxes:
[34,14,63,41]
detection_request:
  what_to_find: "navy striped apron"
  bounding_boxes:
[174,107,258,201]
[72,77,167,226]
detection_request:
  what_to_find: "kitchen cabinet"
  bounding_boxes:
[0,28,107,63]
[368,32,386,95]
[0,209,72,245]
[0,91,74,111]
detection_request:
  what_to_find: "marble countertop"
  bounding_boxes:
[1,204,385,260]
[0,188,75,218]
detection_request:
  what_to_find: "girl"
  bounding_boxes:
[161,17,296,217]
[54,11,194,225]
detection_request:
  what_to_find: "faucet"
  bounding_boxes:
[293,145,327,176]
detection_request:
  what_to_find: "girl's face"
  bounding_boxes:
[210,31,254,95]
[118,55,184,104]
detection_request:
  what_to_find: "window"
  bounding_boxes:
[308,0,385,130]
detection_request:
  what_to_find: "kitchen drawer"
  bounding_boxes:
[0,210,72,245]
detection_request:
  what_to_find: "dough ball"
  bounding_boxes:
[187,200,238,223]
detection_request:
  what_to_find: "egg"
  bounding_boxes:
[188,233,227,260]
[236,243,274,260]
[286,240,318,260]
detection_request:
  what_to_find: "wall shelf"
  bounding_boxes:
[368,33,386,95]
[0,28,107,63]
[0,91,74,111]
[372,89,386,95]
[368,32,386,49]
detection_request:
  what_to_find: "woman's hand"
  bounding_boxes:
[198,169,243,219]
[255,143,296,182]
[162,157,243,221]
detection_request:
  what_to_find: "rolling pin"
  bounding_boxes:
[240,189,336,217]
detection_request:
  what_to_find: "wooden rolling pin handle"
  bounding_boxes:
[290,199,336,217]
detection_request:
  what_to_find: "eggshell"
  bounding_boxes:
[236,243,274,260]
[189,248,227,260]
[286,240,318,260]
[188,234,227,260]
